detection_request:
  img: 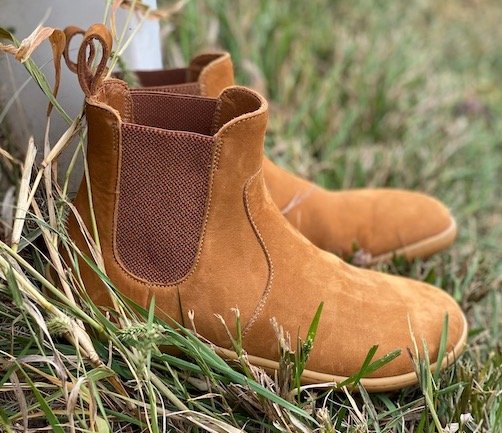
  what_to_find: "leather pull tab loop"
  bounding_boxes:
[76,23,112,97]
[63,25,90,74]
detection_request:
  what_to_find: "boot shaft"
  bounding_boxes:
[80,79,267,285]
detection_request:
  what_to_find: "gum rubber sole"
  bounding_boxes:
[369,217,458,265]
[215,312,468,393]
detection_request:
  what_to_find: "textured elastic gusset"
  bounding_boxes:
[115,69,202,95]
[116,124,214,284]
[130,92,217,135]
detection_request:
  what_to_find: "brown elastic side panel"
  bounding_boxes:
[116,125,214,284]
[130,92,217,135]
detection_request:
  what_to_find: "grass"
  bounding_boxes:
[0,0,501,431]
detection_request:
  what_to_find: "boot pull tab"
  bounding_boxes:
[63,25,90,74]
[76,23,113,97]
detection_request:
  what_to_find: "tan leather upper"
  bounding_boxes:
[263,158,454,258]
[65,26,465,388]
[68,78,465,380]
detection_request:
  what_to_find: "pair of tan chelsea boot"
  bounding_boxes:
[62,24,467,392]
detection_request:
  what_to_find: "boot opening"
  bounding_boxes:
[92,80,264,137]
[130,92,218,135]
[127,87,263,136]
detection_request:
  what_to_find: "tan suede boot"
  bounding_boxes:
[65,25,467,392]
[106,49,457,264]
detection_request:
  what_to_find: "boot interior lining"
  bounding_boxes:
[128,88,263,136]
[129,68,192,87]
[130,92,218,136]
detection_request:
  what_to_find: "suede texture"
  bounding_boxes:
[242,173,464,378]
[68,79,466,381]
[130,52,456,261]
[263,158,454,258]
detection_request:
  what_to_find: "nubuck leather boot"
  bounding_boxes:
[64,26,457,265]
[65,24,467,392]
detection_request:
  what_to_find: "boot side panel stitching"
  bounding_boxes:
[210,99,223,136]
[241,170,274,337]
[105,98,265,288]
[178,112,264,290]
[86,101,120,150]
[213,135,223,170]
[170,133,218,287]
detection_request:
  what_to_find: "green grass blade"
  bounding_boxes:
[433,314,449,383]
[18,365,65,433]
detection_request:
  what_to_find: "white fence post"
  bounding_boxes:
[0,0,162,191]
[122,0,163,70]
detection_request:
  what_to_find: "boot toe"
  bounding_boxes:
[239,251,467,391]
[366,273,466,379]
[366,190,457,262]
[309,188,456,261]
[304,269,468,389]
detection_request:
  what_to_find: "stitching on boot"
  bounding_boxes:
[113,125,217,286]
[86,102,121,152]
[106,91,265,288]
[241,170,274,337]
[109,130,218,288]
[178,101,265,284]
[210,99,224,136]
[85,103,120,169]
[95,79,133,124]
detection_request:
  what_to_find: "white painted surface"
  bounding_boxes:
[124,0,163,70]
[0,0,162,191]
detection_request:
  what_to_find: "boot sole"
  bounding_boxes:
[369,217,457,265]
[215,312,468,392]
